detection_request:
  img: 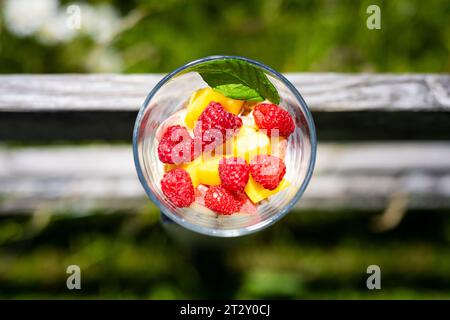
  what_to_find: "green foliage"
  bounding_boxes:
[187,58,280,103]
[1,209,449,299]
[0,0,448,73]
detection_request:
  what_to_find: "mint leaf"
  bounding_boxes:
[214,84,264,101]
[188,59,280,104]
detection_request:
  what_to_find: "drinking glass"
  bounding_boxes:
[133,56,317,237]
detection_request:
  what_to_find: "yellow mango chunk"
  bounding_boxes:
[184,163,200,187]
[164,157,202,187]
[165,155,229,187]
[244,176,290,203]
[185,87,244,128]
[227,126,271,162]
[196,155,223,186]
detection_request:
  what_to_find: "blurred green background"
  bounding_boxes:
[1,0,449,74]
[1,207,450,299]
[0,0,450,299]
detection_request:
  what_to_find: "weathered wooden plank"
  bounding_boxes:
[0,74,449,141]
[1,143,449,213]
[1,74,449,111]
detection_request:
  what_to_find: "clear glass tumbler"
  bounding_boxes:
[133,56,317,237]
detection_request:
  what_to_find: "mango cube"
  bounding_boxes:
[165,155,227,187]
[196,155,223,186]
[244,176,290,203]
[228,126,271,162]
[164,157,202,187]
[185,87,244,128]
[183,163,200,187]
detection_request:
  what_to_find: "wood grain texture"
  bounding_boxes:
[0,74,449,141]
[1,143,449,213]
[1,74,449,111]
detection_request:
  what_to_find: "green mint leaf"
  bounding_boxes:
[213,84,264,102]
[188,59,280,104]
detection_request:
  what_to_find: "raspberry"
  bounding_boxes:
[253,103,295,138]
[161,168,195,207]
[249,155,286,190]
[218,157,250,193]
[194,102,243,152]
[158,125,196,164]
[204,185,242,215]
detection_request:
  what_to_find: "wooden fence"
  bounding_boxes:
[1,74,449,214]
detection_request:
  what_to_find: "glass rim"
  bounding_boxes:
[132,55,317,237]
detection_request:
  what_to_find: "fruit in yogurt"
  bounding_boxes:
[218,157,250,193]
[204,185,242,215]
[158,87,295,215]
[194,102,243,152]
[245,176,290,203]
[161,168,195,207]
[253,103,295,138]
[249,155,286,190]
[196,155,223,186]
[157,125,195,164]
[166,155,223,187]
[165,157,201,188]
[230,126,271,162]
[185,87,244,128]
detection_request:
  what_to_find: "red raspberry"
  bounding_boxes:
[194,102,243,152]
[161,168,195,207]
[204,185,242,215]
[253,103,295,138]
[158,125,196,164]
[249,155,286,190]
[218,157,250,193]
